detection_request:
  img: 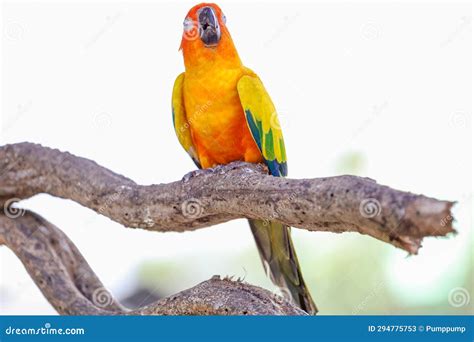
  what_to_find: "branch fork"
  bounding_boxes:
[0,143,456,315]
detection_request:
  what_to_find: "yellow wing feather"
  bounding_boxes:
[237,74,287,176]
[172,73,200,167]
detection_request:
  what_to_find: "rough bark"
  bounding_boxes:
[0,211,303,315]
[0,142,456,315]
[0,143,455,254]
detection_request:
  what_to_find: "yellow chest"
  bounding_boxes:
[182,67,261,167]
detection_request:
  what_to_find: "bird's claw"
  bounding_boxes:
[182,168,211,182]
[182,161,260,182]
[212,161,252,174]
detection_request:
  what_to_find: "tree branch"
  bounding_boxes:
[0,143,455,254]
[0,142,457,315]
[0,211,304,315]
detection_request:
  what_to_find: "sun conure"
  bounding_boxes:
[172,3,317,314]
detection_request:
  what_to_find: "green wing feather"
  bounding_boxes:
[237,73,317,314]
[172,73,200,168]
[237,75,287,177]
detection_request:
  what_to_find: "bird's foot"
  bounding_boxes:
[181,168,211,182]
[182,161,263,182]
[211,161,254,174]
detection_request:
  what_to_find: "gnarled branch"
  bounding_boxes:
[0,211,304,315]
[0,143,455,254]
[0,142,456,315]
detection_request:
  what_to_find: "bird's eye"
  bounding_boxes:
[183,18,195,32]
[222,14,226,24]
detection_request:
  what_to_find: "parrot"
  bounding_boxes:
[172,3,317,314]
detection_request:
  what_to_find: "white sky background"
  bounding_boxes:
[1,1,472,314]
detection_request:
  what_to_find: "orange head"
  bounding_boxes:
[180,3,241,70]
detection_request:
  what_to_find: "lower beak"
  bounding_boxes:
[198,7,221,47]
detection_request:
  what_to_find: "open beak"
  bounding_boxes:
[198,6,221,47]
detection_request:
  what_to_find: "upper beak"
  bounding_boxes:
[198,7,221,47]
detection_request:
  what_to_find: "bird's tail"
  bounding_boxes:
[248,219,318,315]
